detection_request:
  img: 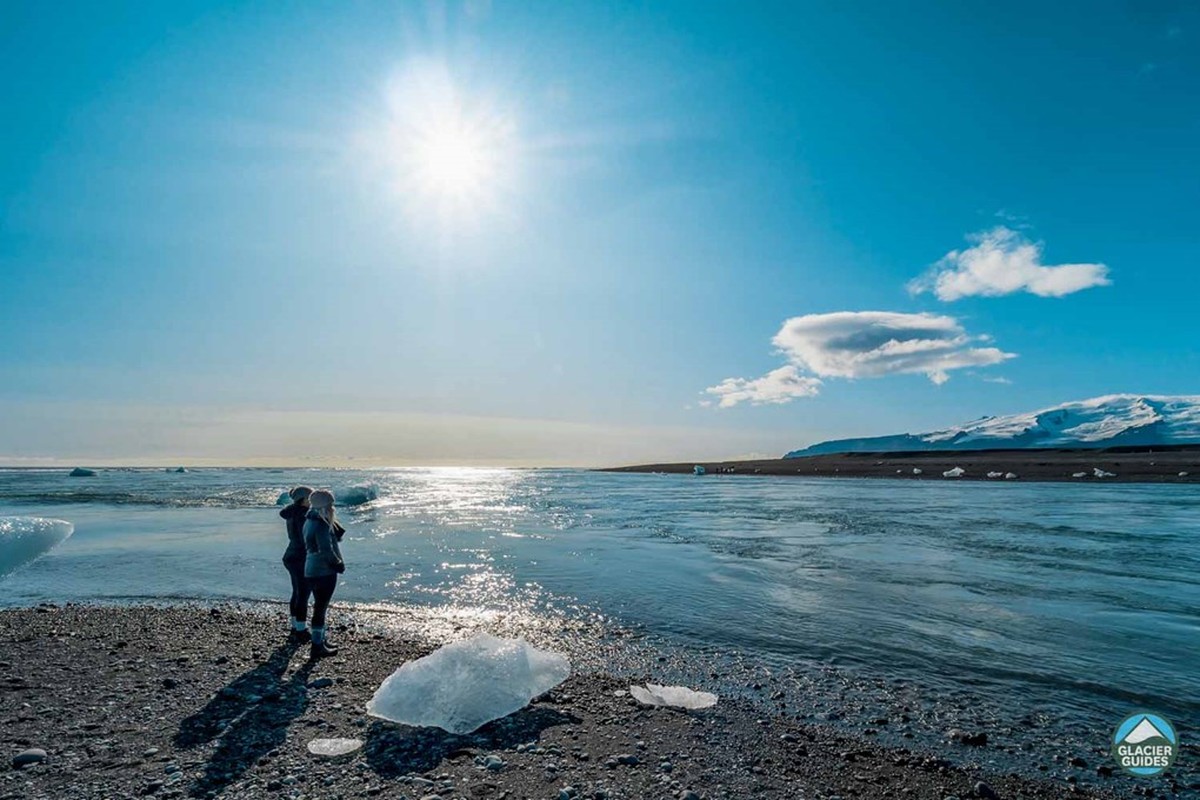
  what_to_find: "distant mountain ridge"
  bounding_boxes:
[785,395,1200,457]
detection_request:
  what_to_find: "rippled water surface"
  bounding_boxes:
[2,466,1197,747]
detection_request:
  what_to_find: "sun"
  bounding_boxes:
[369,62,517,220]
[412,119,495,199]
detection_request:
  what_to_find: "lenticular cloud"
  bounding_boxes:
[705,310,1013,407]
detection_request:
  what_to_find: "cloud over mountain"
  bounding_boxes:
[705,311,1014,407]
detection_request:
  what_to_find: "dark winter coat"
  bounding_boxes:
[303,509,345,578]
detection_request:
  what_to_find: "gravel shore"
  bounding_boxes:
[0,605,1155,800]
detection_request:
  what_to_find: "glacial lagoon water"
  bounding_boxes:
[1,466,1197,775]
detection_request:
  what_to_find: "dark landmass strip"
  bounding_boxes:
[606,445,1200,483]
[0,605,1154,800]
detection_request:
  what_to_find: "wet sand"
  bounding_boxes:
[1,605,1150,800]
[605,446,1200,483]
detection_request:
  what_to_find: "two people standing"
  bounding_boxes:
[279,486,345,658]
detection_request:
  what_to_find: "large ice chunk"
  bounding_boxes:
[366,633,571,734]
[629,683,718,709]
[0,517,74,577]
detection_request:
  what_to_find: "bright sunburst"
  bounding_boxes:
[371,61,517,219]
[412,118,495,199]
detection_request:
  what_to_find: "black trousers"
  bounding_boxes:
[309,574,338,629]
[284,560,311,622]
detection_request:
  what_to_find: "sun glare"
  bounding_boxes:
[373,61,517,219]
[413,120,494,198]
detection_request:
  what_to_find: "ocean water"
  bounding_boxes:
[1,467,1197,769]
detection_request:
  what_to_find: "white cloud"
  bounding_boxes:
[909,226,1110,301]
[704,366,823,408]
[705,311,1015,407]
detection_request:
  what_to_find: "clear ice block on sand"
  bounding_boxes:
[366,633,571,734]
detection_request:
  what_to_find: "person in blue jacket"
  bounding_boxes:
[303,489,345,658]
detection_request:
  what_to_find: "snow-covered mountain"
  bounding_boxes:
[785,395,1200,457]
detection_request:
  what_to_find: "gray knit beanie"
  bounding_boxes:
[308,489,335,509]
[289,486,314,502]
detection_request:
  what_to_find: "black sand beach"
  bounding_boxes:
[3,605,1166,800]
[606,446,1200,483]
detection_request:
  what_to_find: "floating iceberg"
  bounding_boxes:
[366,633,571,734]
[68,467,96,477]
[307,738,363,757]
[0,517,75,577]
[912,468,923,475]
[1093,467,1116,478]
[943,467,965,478]
[1072,472,1088,478]
[274,483,380,507]
[335,483,379,506]
[629,683,718,709]
[986,471,1003,478]
[693,465,706,476]
[1004,472,1018,479]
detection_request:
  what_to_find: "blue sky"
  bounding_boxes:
[1,1,1197,465]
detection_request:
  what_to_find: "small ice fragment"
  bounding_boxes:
[307,738,362,757]
[943,467,965,478]
[986,471,1003,478]
[1072,472,1087,478]
[693,465,706,476]
[1093,468,1115,478]
[912,468,923,475]
[629,684,718,709]
[1004,472,1018,479]
[366,633,570,734]
[1180,472,1190,477]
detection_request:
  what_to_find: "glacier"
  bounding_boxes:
[365,633,571,734]
[0,517,75,577]
[786,395,1200,456]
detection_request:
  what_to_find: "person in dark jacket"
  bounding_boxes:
[280,486,315,643]
[303,489,345,658]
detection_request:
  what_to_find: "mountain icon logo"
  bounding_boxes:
[1112,712,1178,777]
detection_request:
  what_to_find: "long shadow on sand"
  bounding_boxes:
[173,643,315,797]
[365,705,580,777]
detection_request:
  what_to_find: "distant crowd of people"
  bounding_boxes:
[278,486,345,658]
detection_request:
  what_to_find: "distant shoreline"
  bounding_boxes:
[604,444,1200,483]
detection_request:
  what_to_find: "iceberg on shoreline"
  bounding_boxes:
[630,683,718,709]
[366,633,571,734]
[0,517,75,577]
